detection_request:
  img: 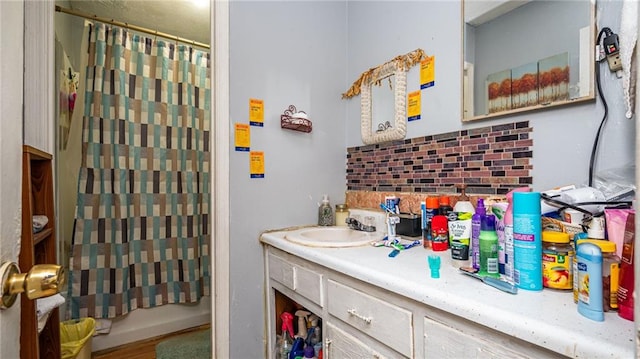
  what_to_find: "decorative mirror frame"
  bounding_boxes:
[343,49,426,145]
[360,61,407,145]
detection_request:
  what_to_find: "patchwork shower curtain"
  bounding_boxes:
[68,23,211,319]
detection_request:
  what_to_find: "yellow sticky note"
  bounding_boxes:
[249,98,264,127]
[250,151,265,178]
[420,56,435,89]
[408,90,421,121]
[234,123,250,151]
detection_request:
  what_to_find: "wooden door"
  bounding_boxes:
[0,1,25,358]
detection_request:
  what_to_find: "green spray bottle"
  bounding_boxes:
[479,214,499,278]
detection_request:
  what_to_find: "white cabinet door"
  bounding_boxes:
[325,322,387,359]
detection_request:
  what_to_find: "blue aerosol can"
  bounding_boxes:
[513,191,542,291]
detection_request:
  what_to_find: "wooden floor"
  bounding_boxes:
[92,324,210,359]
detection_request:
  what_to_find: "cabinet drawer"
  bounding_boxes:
[268,253,323,306]
[423,317,554,359]
[327,279,413,357]
[325,322,387,359]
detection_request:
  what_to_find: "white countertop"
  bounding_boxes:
[261,227,635,359]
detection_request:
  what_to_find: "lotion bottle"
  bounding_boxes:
[453,185,475,214]
[618,213,635,321]
[471,198,486,270]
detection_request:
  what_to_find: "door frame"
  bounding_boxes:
[24,2,230,357]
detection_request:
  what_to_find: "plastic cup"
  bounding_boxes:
[427,255,441,279]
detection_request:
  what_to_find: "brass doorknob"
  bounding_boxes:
[0,262,65,309]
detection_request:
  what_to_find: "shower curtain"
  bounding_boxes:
[68,23,211,319]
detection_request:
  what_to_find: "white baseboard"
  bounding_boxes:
[91,297,211,352]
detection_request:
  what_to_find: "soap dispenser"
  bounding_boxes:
[318,195,334,226]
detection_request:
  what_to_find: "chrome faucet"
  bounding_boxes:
[345,217,376,232]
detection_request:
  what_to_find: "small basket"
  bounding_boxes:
[281,105,312,133]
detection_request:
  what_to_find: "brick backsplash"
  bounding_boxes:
[346,121,532,196]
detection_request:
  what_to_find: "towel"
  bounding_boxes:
[36,293,65,319]
[32,215,48,233]
[36,293,65,333]
[620,0,638,119]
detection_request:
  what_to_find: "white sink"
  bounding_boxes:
[284,227,383,248]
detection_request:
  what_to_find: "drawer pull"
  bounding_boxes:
[347,308,372,324]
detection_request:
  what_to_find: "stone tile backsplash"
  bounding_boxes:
[346,121,532,197]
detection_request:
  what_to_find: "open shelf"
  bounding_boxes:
[21,145,61,359]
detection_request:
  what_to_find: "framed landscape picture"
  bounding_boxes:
[511,62,538,109]
[486,69,512,114]
[539,52,569,104]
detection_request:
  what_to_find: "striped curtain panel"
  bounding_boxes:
[68,23,211,319]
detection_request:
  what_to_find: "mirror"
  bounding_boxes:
[343,49,425,145]
[462,0,595,121]
[361,61,407,145]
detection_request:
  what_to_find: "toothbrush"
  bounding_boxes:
[380,203,395,214]
[459,267,518,294]
[402,240,421,249]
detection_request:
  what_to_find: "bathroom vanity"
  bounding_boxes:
[261,228,634,358]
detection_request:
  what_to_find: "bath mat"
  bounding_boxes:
[155,328,211,359]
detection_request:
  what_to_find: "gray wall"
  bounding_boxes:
[231,1,633,358]
[345,1,463,143]
[229,1,348,357]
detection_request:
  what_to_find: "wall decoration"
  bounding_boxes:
[59,56,79,150]
[486,69,512,114]
[511,62,538,109]
[249,98,264,127]
[407,90,421,121]
[234,123,250,151]
[420,55,435,89]
[538,52,569,104]
[280,105,312,133]
[342,48,426,145]
[250,151,265,178]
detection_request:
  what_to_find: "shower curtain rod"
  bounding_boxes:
[55,5,210,50]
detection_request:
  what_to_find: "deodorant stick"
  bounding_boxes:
[577,242,604,321]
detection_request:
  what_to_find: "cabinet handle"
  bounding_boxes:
[325,338,332,359]
[347,308,372,324]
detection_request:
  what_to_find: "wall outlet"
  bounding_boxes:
[607,53,622,72]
